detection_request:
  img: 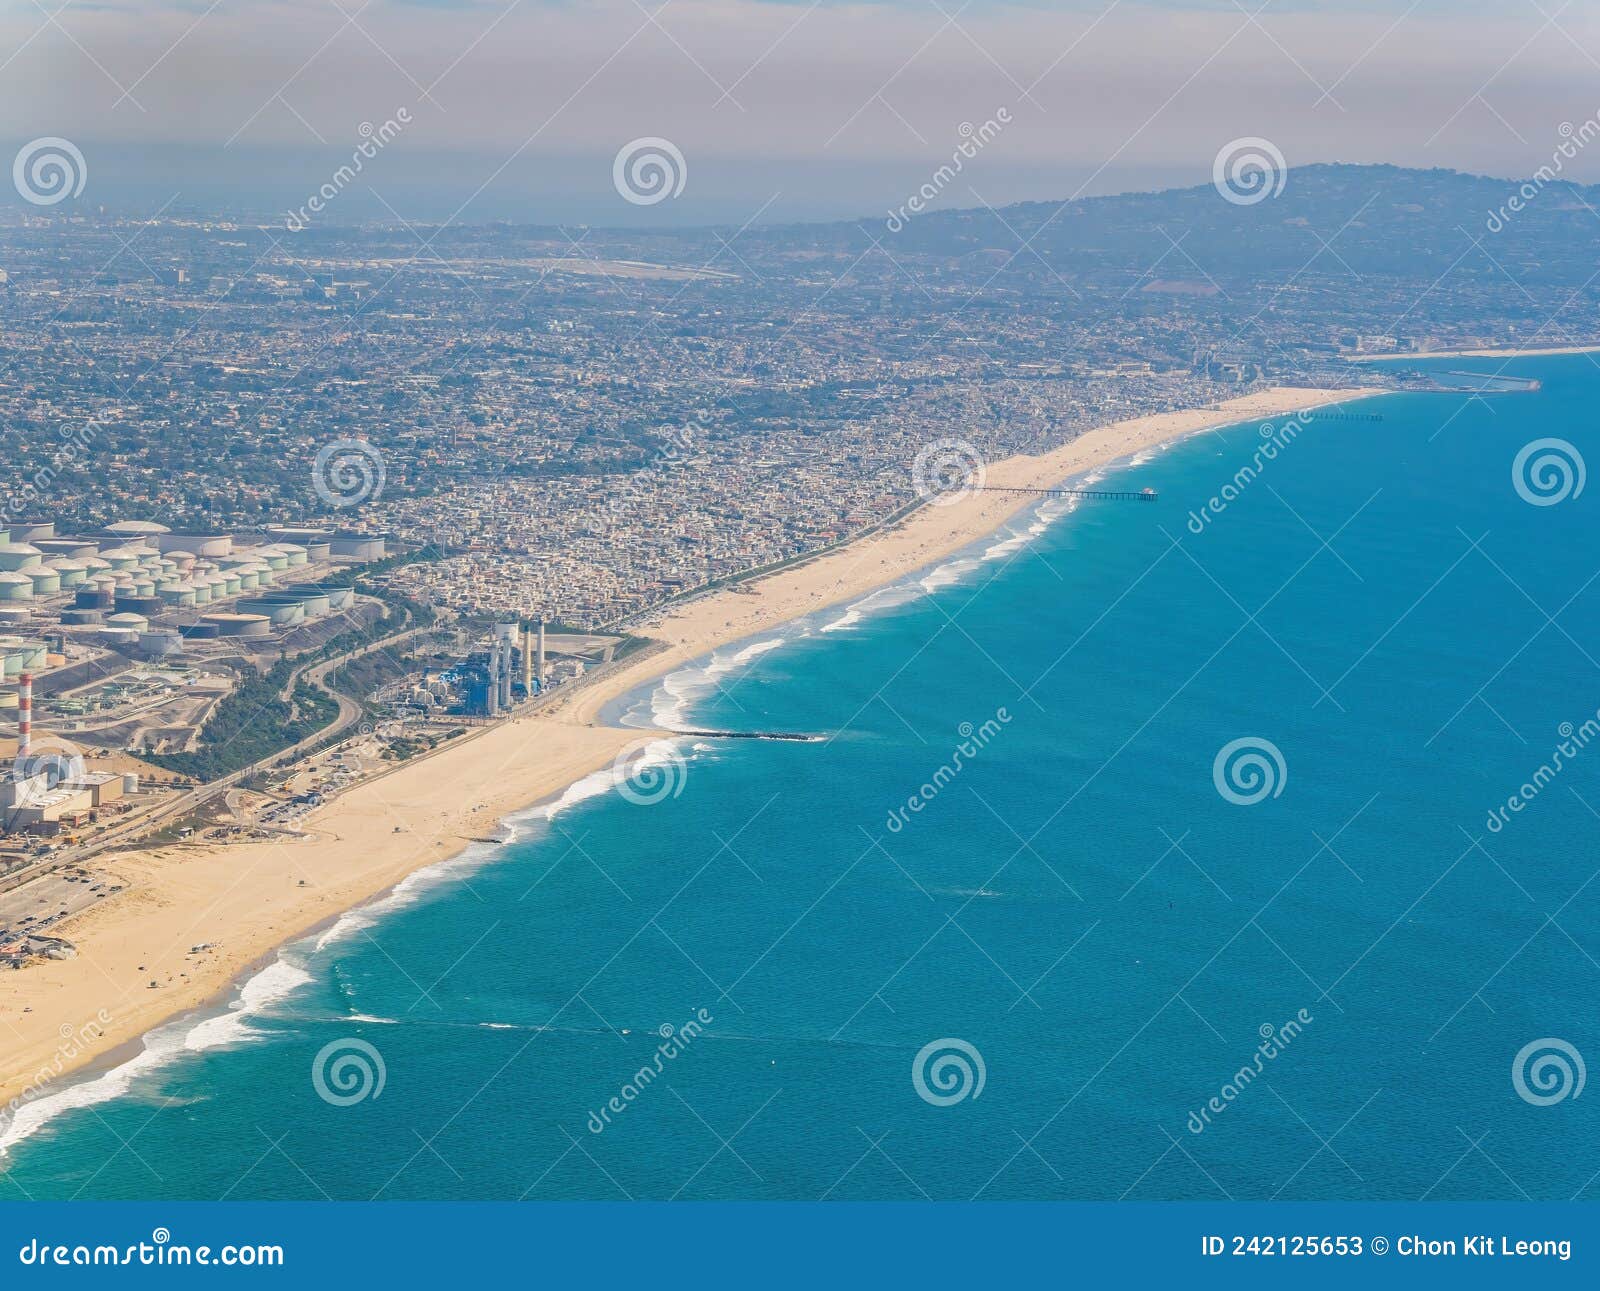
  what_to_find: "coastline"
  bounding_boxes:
[1346,344,1600,361]
[0,383,1375,1122]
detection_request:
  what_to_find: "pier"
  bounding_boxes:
[1304,411,1384,422]
[971,486,1158,501]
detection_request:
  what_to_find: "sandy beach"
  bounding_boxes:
[0,384,1371,1114]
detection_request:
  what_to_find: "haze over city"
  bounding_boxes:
[7,0,1600,221]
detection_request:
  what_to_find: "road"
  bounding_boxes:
[0,607,441,895]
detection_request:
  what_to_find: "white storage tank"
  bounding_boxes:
[331,535,386,560]
[202,612,271,638]
[0,544,43,572]
[138,630,183,657]
[0,572,34,601]
[254,600,304,627]
[49,558,89,588]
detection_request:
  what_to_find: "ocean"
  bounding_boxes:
[5,355,1598,1201]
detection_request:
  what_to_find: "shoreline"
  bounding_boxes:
[1346,344,1600,361]
[0,383,1377,1127]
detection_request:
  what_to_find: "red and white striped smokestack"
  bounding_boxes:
[17,670,31,763]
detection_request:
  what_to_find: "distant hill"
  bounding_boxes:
[742,163,1600,289]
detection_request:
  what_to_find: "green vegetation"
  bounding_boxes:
[381,735,438,761]
[144,595,416,782]
[144,660,338,782]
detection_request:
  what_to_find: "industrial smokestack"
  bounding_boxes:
[537,620,546,689]
[485,646,501,717]
[17,670,31,763]
[493,623,516,710]
[522,624,533,698]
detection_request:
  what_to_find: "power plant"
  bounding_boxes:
[454,621,550,717]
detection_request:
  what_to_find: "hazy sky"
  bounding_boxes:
[5,0,1600,223]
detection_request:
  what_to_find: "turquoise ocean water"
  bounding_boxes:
[5,355,1598,1200]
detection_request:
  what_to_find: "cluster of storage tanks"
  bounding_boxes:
[0,637,48,678]
[203,584,356,637]
[0,520,384,656]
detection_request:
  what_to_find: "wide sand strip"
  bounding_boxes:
[0,385,1371,1110]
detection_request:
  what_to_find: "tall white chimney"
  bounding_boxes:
[17,670,32,763]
